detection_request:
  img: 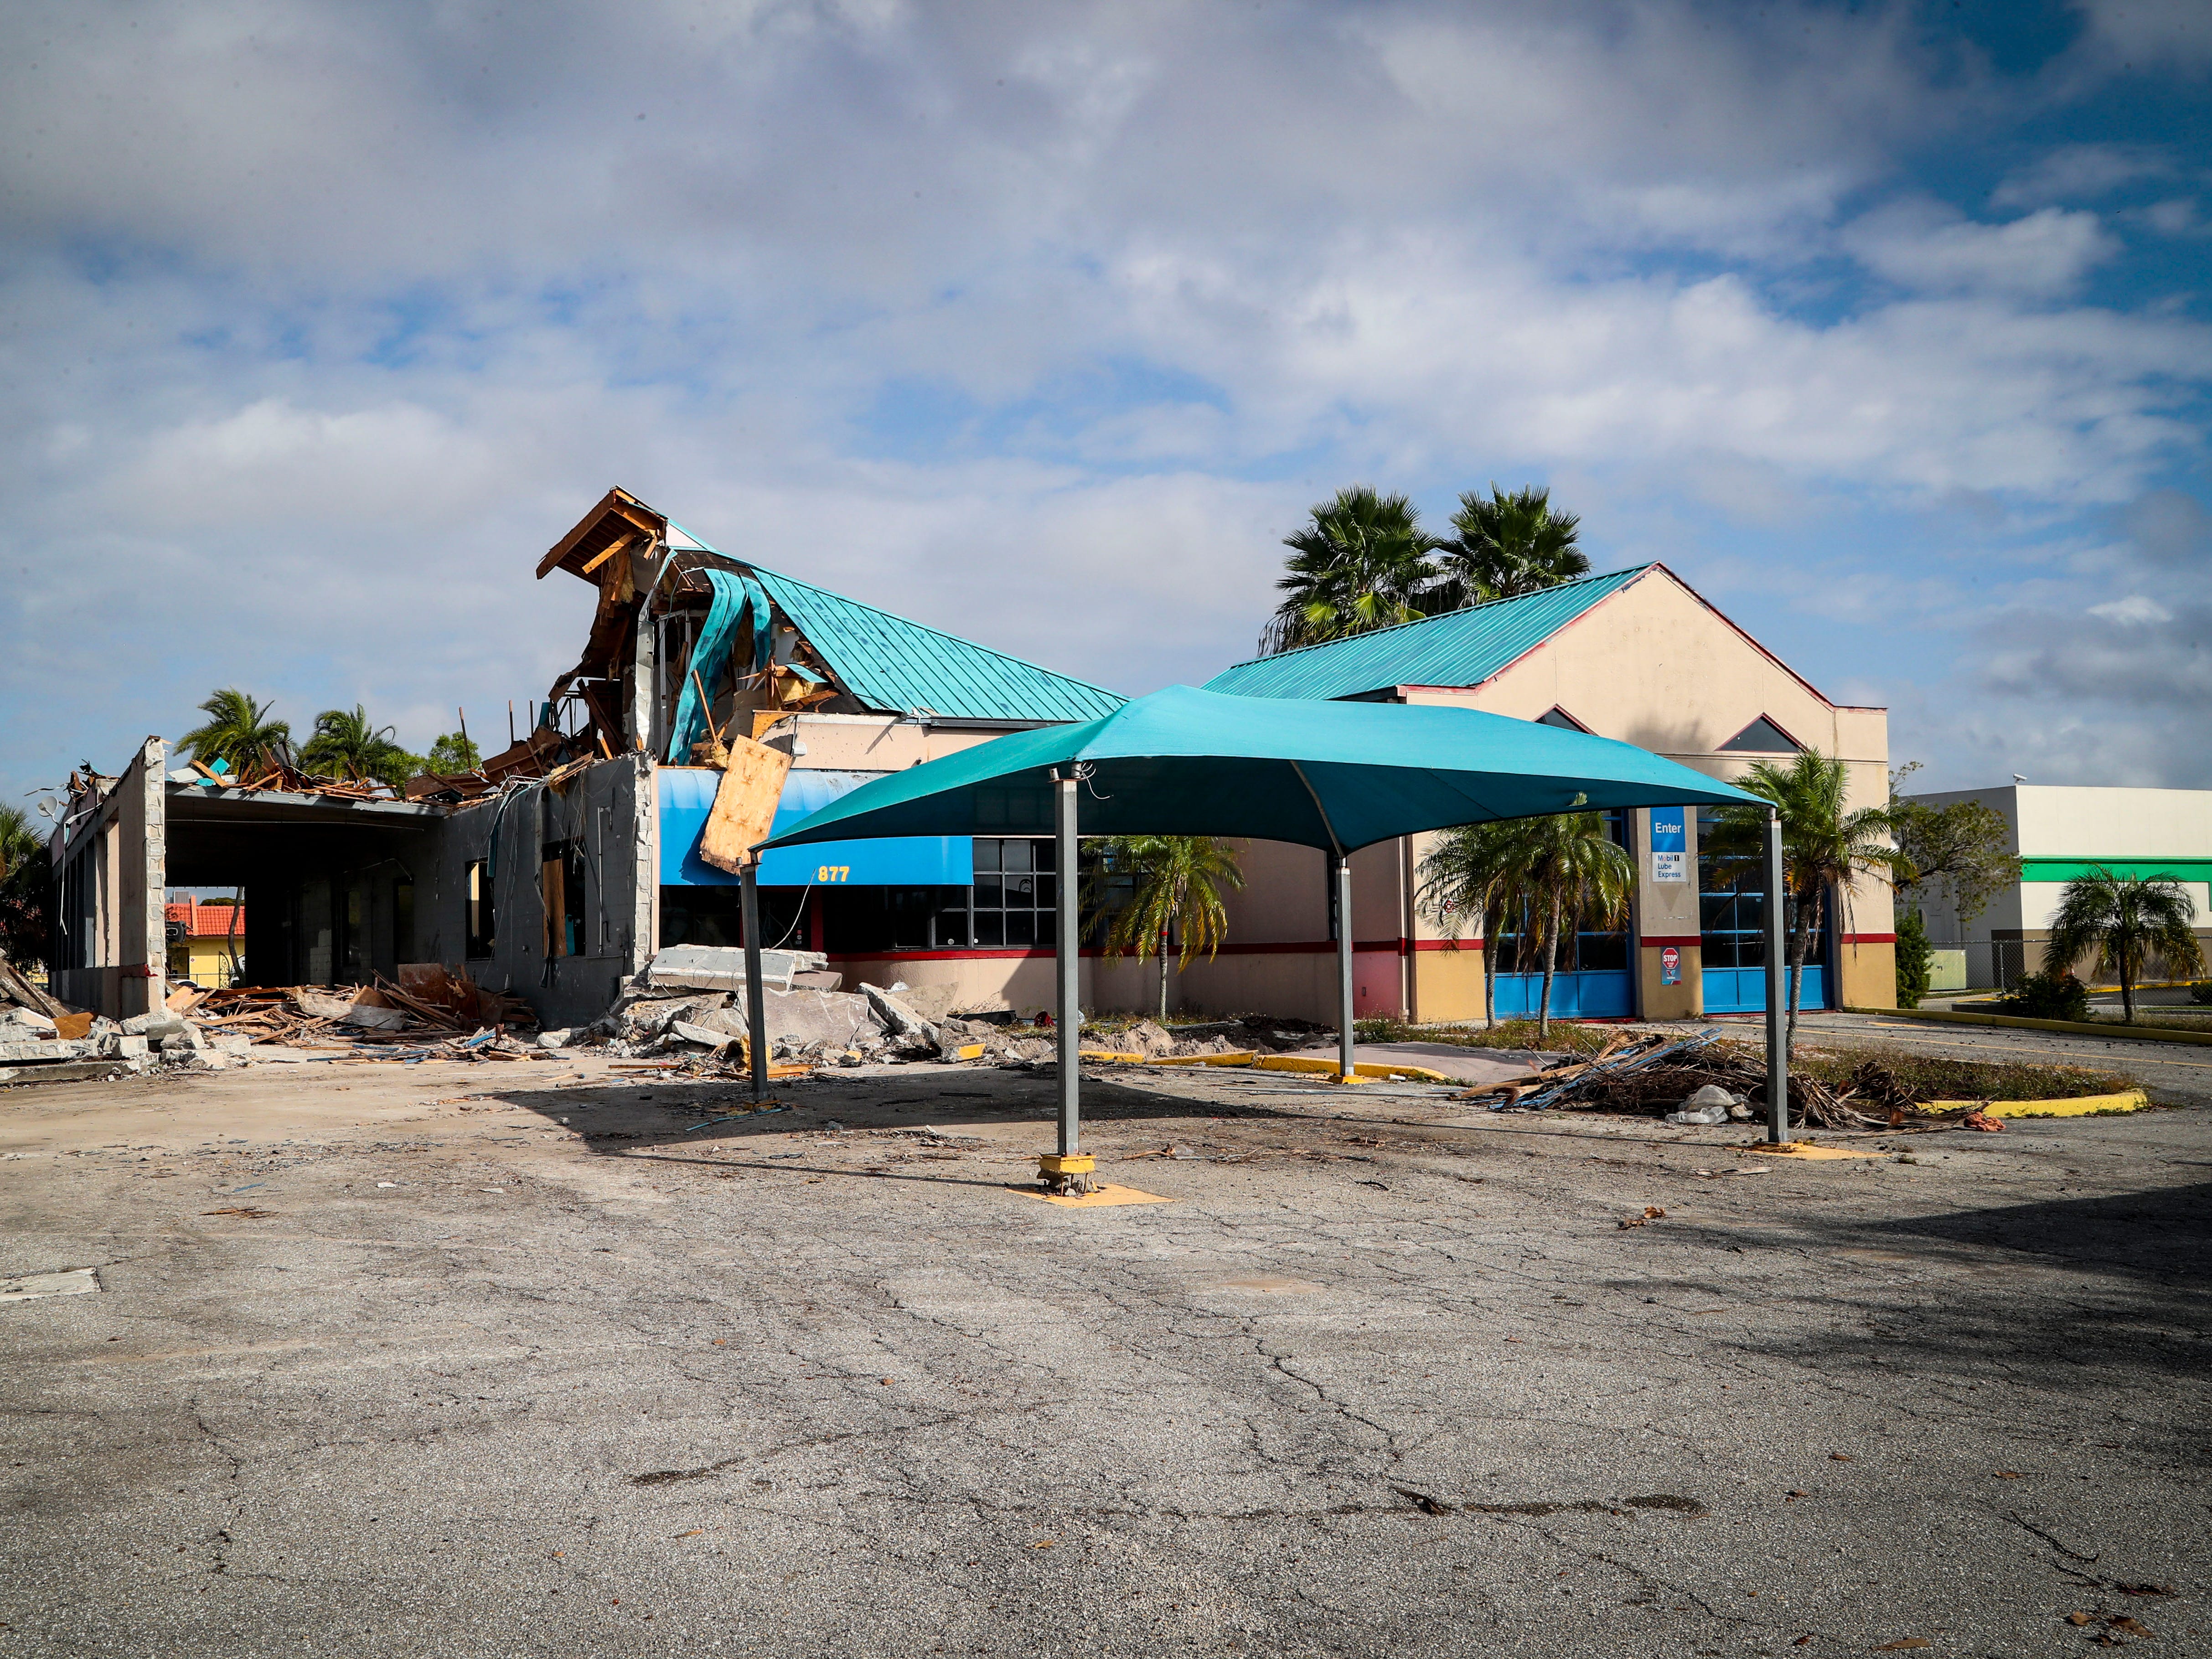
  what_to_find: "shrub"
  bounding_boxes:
[1996,968,2090,1022]
[1894,910,1932,1009]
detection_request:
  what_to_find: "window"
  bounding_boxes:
[1719,716,1800,753]
[1697,806,1826,968]
[971,837,1055,948]
[1536,706,1590,732]
[465,860,496,959]
[543,840,588,958]
[818,885,973,952]
[658,885,806,950]
[1490,810,1630,972]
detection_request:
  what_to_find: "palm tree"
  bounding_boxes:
[1433,484,1590,609]
[1085,836,1246,1020]
[1514,811,1634,1041]
[1416,820,1530,1028]
[179,688,292,775]
[0,803,51,971]
[2044,868,2202,1025]
[1259,486,1442,656]
[1704,749,1902,1050]
[301,706,416,789]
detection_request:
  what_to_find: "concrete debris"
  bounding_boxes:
[0,1039,94,1065]
[862,983,939,1049]
[536,1028,574,1050]
[641,946,827,995]
[0,1008,58,1039]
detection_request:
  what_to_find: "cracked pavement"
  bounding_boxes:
[1,1038,2207,1656]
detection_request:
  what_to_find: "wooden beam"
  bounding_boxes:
[578,528,637,577]
[535,488,665,582]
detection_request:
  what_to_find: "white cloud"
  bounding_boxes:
[2087,595,2174,624]
[1842,201,2119,298]
[0,0,2207,801]
[1991,143,2171,208]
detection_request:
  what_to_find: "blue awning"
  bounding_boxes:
[657,768,975,889]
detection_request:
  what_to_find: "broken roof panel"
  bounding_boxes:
[744,564,1124,723]
[1201,566,1650,701]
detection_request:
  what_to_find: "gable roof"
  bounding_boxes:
[1203,566,1650,701]
[745,563,1127,724]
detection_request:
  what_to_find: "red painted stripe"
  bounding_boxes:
[1639,935,1702,949]
[1840,933,1896,945]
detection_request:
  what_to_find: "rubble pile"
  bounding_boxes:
[1456,1029,1910,1131]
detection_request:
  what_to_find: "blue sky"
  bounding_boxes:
[2,0,2208,818]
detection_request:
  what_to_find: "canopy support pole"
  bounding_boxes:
[1336,856,1355,1084]
[1764,809,1788,1144]
[741,861,770,1100]
[1042,770,1093,1193]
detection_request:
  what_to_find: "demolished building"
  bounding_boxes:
[47,489,1123,1027]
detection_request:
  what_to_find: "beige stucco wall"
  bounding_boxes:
[1398,568,1895,1016]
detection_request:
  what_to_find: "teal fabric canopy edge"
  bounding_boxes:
[756,685,1763,857]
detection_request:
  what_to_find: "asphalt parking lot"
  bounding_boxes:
[2,1023,2207,1657]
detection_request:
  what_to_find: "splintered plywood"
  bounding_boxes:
[698,733,794,874]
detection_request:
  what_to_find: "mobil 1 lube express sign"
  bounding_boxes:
[1649,806,1688,884]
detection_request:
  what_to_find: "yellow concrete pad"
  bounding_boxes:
[1079,1049,1148,1064]
[1146,1050,1261,1067]
[1750,1141,1886,1160]
[1006,1183,1175,1209]
[954,1042,985,1061]
[1927,1090,2149,1118]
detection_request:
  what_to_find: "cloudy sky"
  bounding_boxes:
[4,0,2208,812]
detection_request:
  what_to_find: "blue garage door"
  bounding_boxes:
[1492,971,1635,1019]
[1702,964,1825,1014]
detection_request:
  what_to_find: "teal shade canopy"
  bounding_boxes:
[757,685,1762,856]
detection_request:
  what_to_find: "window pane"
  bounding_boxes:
[973,838,1001,872]
[935,907,970,948]
[973,873,1003,909]
[1002,839,1033,873]
[1007,873,1035,906]
[1033,873,1055,910]
[1033,837,1055,873]
[974,912,1003,946]
[1007,911,1035,947]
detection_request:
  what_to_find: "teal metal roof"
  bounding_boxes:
[749,562,1124,723]
[1202,566,1651,701]
[658,517,1124,722]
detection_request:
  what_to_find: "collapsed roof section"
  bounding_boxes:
[488,488,1123,792]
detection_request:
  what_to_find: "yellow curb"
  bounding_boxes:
[1075,1049,1448,1082]
[1925,1090,2150,1119]
[1005,1183,1175,1209]
[1848,1006,2212,1046]
[1253,1054,1451,1082]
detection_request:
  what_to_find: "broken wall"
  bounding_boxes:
[50,738,166,1018]
[425,753,655,1030]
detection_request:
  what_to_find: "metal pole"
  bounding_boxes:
[1055,772,1081,1157]
[1764,809,1788,1144]
[740,861,770,1100]
[1337,855,1355,1083]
